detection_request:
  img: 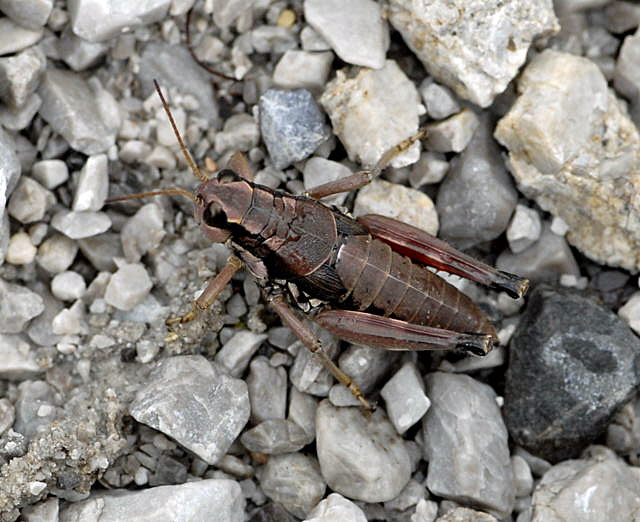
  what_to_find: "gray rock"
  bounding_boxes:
[0,334,42,379]
[0,398,15,436]
[497,223,580,284]
[25,283,63,347]
[215,330,268,378]
[316,401,411,502]
[51,271,86,302]
[36,233,78,274]
[305,493,367,522]
[240,419,308,455]
[0,280,44,334]
[31,159,68,190]
[338,344,401,395]
[52,299,88,336]
[409,152,449,188]
[614,28,640,102]
[51,209,111,239]
[531,450,640,522]
[321,60,421,168]
[5,231,36,265]
[0,129,20,222]
[38,68,117,155]
[259,88,330,169]
[420,79,461,121]
[78,232,123,272]
[72,154,108,212]
[304,0,388,69]
[104,263,153,311]
[618,291,640,335]
[213,113,259,155]
[273,50,334,93]
[388,0,558,107]
[57,27,109,72]
[303,157,353,206]
[423,372,515,519]
[130,356,249,465]
[14,380,57,440]
[0,18,42,56]
[121,202,165,263]
[0,92,41,130]
[0,46,45,108]
[21,497,59,522]
[289,321,340,397]
[58,479,244,522]
[246,356,287,424]
[512,455,533,498]
[605,1,640,34]
[288,387,317,445]
[504,286,640,462]
[436,116,517,248]
[259,453,326,519]
[507,204,542,254]
[0,0,52,29]
[495,50,640,272]
[354,179,439,236]
[381,362,431,435]
[0,213,7,264]
[68,0,171,42]
[436,507,498,522]
[138,42,218,125]
[7,177,54,224]
[425,109,479,153]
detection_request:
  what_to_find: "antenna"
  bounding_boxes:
[105,188,197,205]
[153,79,208,182]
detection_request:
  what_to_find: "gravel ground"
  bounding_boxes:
[2,1,640,521]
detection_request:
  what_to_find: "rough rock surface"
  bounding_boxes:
[387,0,559,107]
[496,50,640,272]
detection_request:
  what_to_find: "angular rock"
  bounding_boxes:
[58,479,244,522]
[506,204,542,254]
[121,202,165,263]
[618,291,640,335]
[305,493,367,522]
[72,154,108,212]
[31,159,68,190]
[423,372,514,519]
[437,115,517,248]
[6,231,36,265]
[0,46,46,108]
[353,179,439,236]
[240,419,308,455]
[78,232,123,272]
[316,401,411,502]
[52,300,88,336]
[138,42,218,125]
[0,92,41,131]
[304,0,388,69]
[246,356,287,424]
[7,177,54,224]
[68,0,171,42]
[495,50,640,272]
[213,113,259,155]
[387,0,558,107]
[504,286,640,462]
[14,380,57,440]
[303,157,352,206]
[437,507,498,522]
[38,68,117,155]
[337,344,401,395]
[288,388,317,445]
[130,356,250,465]
[425,109,479,153]
[214,330,267,378]
[25,283,63,347]
[57,27,109,72]
[531,450,640,522]
[273,50,334,93]
[51,210,111,239]
[605,2,640,34]
[0,128,20,219]
[0,280,44,334]
[259,453,326,519]
[0,0,52,29]
[380,362,430,435]
[0,334,42,379]
[51,271,86,302]
[614,28,640,102]
[259,88,330,169]
[420,79,460,121]
[104,263,153,311]
[321,60,421,168]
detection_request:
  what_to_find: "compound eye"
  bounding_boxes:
[217,169,239,184]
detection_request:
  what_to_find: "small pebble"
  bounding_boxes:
[0,46,46,108]
[214,113,259,155]
[273,49,334,92]
[7,177,55,224]
[0,0,53,30]
[0,18,43,56]
[420,79,461,120]
[51,210,111,239]
[6,231,37,265]
[103,263,153,311]
[305,493,367,522]
[215,330,268,378]
[72,154,109,212]
[52,300,88,335]
[58,27,108,71]
[303,157,352,205]
[36,233,78,273]
[425,109,479,153]
[50,271,86,301]
[0,334,41,379]
[409,151,449,188]
[0,280,44,334]
[618,291,640,335]
[507,205,542,254]
[380,362,431,435]
[31,159,69,189]
[240,418,308,455]
[246,356,287,423]
[121,202,165,263]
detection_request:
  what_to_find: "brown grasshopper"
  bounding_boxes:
[110,81,528,410]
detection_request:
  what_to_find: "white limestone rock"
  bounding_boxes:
[495,50,640,272]
[320,60,421,169]
[387,0,559,107]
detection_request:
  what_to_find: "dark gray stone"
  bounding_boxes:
[504,285,640,462]
[259,88,330,169]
